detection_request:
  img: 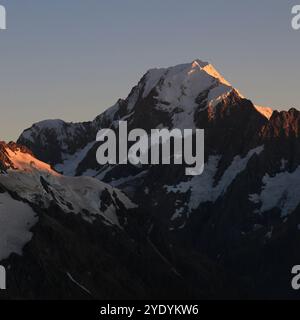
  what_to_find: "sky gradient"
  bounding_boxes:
[0,0,299,141]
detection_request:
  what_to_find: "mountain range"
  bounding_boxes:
[1,59,300,299]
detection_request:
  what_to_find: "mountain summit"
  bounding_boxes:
[137,59,238,128]
[18,60,271,171]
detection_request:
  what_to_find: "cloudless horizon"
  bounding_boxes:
[0,0,299,141]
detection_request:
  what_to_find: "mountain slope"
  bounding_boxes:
[0,141,232,299]
[16,59,300,299]
[0,142,136,226]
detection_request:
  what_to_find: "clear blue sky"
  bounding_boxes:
[0,0,299,141]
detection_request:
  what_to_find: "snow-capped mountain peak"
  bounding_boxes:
[17,59,278,178]
[190,59,231,86]
[136,60,241,128]
[143,59,234,100]
[191,59,208,68]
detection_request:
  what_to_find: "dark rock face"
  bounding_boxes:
[18,120,97,166]
[2,196,230,300]
[14,60,300,299]
[261,108,300,138]
[0,176,233,300]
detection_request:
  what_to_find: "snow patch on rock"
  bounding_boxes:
[55,141,96,176]
[166,146,264,214]
[249,166,300,216]
[0,169,136,226]
[0,192,38,261]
